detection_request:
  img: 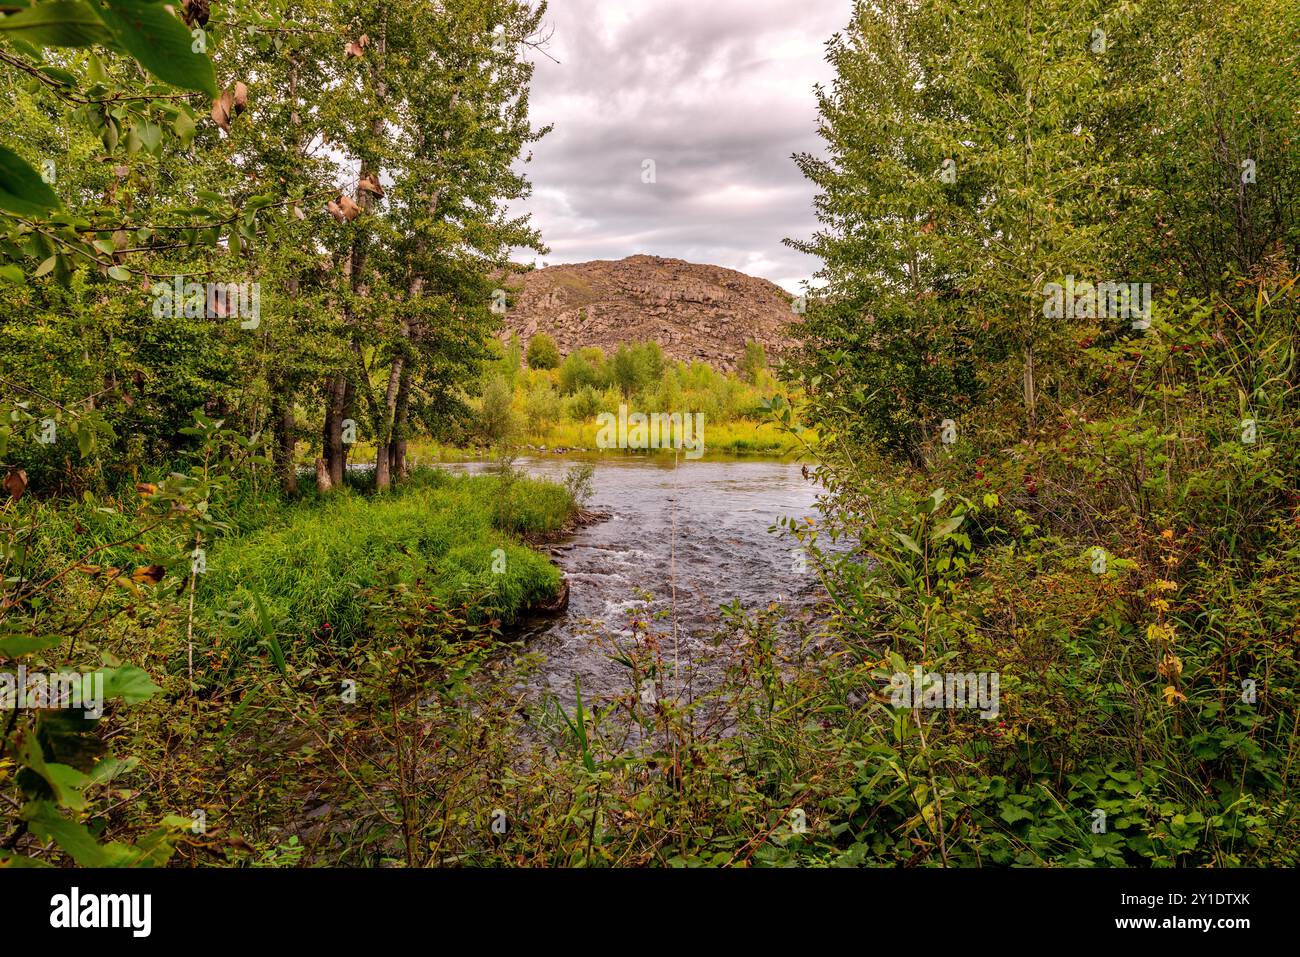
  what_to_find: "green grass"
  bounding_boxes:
[197,469,572,653]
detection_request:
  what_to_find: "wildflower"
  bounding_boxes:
[1162,685,1187,706]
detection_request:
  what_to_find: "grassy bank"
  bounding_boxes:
[11,462,575,689]
[195,470,570,662]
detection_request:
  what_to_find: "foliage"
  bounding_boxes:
[525,331,560,370]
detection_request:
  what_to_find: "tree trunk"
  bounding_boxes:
[377,89,458,486]
[1022,343,1036,427]
[374,323,407,491]
[339,378,354,481]
[320,374,347,491]
[272,386,299,496]
[393,368,410,479]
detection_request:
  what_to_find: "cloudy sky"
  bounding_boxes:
[507,0,850,293]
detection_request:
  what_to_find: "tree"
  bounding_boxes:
[788,0,1142,458]
[739,340,767,384]
[526,331,560,369]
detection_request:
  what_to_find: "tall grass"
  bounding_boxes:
[197,470,572,656]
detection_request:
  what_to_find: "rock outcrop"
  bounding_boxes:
[499,255,796,371]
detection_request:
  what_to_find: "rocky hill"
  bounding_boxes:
[499,255,796,371]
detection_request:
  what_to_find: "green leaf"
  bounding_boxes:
[0,1,115,48]
[96,664,159,703]
[138,120,161,154]
[15,731,90,810]
[24,801,119,866]
[94,0,217,96]
[106,264,129,281]
[0,145,62,216]
[998,803,1034,825]
[0,633,62,658]
[172,108,195,145]
[32,254,57,277]
[101,116,119,152]
[42,763,91,812]
[929,514,965,541]
[38,65,78,86]
[890,531,923,557]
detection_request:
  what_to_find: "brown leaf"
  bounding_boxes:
[3,468,27,502]
[345,34,371,58]
[181,0,210,28]
[358,175,384,198]
[131,565,166,585]
[211,91,233,132]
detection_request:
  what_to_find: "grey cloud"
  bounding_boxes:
[508,0,849,292]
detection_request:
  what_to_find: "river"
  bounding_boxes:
[441,455,825,704]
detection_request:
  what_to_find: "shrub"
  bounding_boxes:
[476,374,517,444]
[526,332,561,369]
[557,346,609,394]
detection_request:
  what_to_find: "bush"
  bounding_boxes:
[557,346,609,394]
[522,380,561,437]
[476,374,517,444]
[565,385,604,421]
[526,332,561,369]
[739,340,767,383]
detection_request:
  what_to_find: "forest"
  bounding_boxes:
[0,0,1297,875]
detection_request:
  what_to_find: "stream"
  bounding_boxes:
[440,455,825,703]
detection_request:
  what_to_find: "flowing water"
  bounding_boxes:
[441,455,825,703]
